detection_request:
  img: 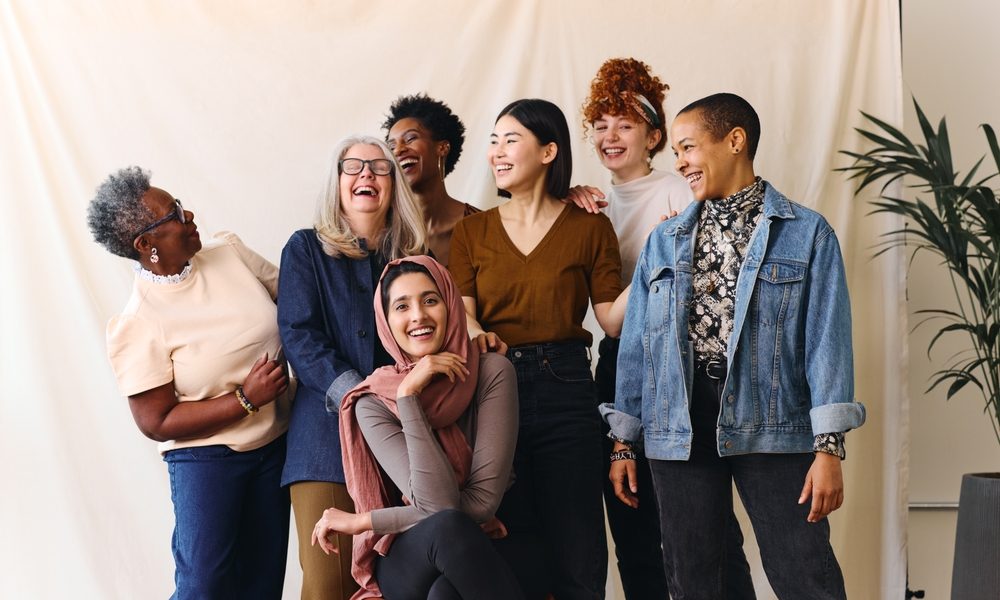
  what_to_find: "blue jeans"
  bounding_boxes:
[649,373,846,600]
[498,342,607,600]
[163,435,290,600]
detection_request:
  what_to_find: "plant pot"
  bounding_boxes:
[951,472,1000,599]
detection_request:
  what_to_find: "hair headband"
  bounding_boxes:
[620,92,661,128]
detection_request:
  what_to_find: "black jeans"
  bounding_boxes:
[499,342,608,600]
[598,338,754,600]
[649,371,847,600]
[595,336,669,600]
[375,510,524,600]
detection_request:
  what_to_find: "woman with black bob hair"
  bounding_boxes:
[450,98,626,598]
[383,93,479,267]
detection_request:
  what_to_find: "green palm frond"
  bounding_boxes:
[841,98,1000,446]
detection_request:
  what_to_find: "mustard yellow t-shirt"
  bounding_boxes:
[106,232,290,454]
[449,204,622,347]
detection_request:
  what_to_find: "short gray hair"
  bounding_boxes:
[87,166,154,259]
[314,135,426,260]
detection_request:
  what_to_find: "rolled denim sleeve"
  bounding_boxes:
[805,228,866,434]
[600,245,651,444]
[278,232,361,413]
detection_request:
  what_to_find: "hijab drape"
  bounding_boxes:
[339,254,480,599]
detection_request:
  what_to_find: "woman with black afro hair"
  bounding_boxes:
[383,93,479,267]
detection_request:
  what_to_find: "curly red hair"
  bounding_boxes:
[582,57,670,156]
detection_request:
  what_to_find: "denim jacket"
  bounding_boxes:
[601,181,866,460]
[277,229,391,485]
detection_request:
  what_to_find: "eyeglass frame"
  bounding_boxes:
[133,199,186,239]
[338,158,394,176]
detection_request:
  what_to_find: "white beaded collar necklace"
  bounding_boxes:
[134,263,192,285]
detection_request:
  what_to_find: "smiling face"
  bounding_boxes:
[339,143,393,226]
[137,187,201,265]
[387,117,447,191]
[386,272,448,360]
[671,109,747,201]
[488,114,554,196]
[592,113,661,184]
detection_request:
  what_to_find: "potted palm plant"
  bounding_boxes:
[840,99,1000,600]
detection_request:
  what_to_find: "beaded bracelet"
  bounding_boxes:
[235,386,259,415]
[609,450,637,462]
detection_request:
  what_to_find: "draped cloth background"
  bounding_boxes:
[0,1,905,598]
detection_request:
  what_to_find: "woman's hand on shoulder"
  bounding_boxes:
[241,353,288,408]
[563,185,607,214]
[658,209,680,223]
[312,507,372,554]
[397,352,469,398]
[472,332,508,355]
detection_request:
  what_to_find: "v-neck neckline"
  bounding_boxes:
[492,203,571,262]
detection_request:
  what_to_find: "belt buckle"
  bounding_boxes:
[705,360,725,380]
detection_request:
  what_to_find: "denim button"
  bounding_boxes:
[727,394,735,403]
[652,284,659,293]
[514,351,522,358]
[357,330,366,338]
[723,440,733,449]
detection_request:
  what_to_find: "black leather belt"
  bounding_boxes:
[695,357,727,380]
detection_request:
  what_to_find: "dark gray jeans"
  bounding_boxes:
[498,342,608,600]
[648,372,846,600]
[375,510,524,600]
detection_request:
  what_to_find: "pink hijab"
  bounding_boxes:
[339,254,481,599]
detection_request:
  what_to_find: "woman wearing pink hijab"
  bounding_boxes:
[311,255,528,600]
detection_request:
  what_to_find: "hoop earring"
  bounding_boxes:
[150,247,159,264]
[438,156,446,180]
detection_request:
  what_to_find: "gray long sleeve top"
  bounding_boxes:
[356,352,518,535]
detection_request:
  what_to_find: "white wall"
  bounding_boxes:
[903,0,1000,596]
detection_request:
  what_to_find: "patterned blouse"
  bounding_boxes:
[688,177,845,459]
[689,177,765,363]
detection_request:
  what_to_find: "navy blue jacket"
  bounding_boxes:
[278,229,390,485]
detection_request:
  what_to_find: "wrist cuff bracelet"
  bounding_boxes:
[609,450,637,462]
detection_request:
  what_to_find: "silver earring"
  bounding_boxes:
[150,247,159,263]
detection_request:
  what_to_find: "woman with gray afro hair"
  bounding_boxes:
[88,166,293,598]
[86,165,155,259]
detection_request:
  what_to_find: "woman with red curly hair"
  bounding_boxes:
[572,58,756,600]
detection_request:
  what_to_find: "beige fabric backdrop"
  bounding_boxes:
[0,1,905,598]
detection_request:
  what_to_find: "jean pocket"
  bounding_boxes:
[543,355,593,384]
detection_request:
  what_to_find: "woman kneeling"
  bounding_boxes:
[312,255,524,600]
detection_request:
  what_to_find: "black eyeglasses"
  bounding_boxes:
[339,158,394,176]
[134,199,186,239]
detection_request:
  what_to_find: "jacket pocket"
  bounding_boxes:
[754,261,806,323]
[646,266,676,335]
